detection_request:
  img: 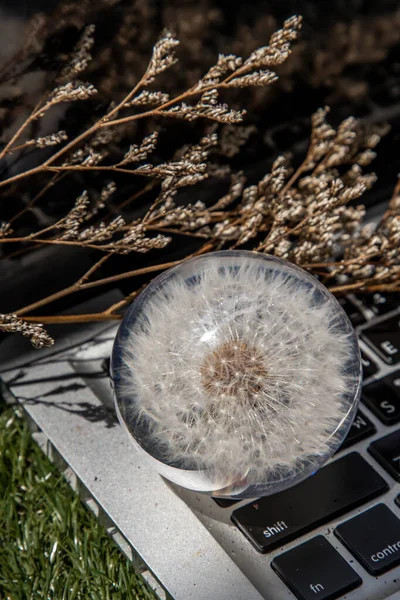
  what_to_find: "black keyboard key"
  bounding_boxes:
[361,314,400,365]
[388,371,400,390]
[363,374,400,425]
[361,350,378,378]
[335,504,400,575]
[272,536,362,600]
[338,297,365,327]
[212,497,240,508]
[369,429,400,481]
[395,494,400,509]
[361,293,399,316]
[231,453,388,553]
[339,410,376,451]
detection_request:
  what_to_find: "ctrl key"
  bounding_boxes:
[271,536,362,600]
[335,504,400,575]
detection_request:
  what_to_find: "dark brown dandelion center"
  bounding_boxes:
[200,340,268,401]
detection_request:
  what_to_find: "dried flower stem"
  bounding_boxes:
[2,16,399,346]
[22,313,121,323]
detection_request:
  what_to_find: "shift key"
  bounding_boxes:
[231,453,388,553]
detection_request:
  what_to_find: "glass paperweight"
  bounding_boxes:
[111,251,362,498]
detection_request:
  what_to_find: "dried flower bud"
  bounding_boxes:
[228,70,278,88]
[0,222,13,237]
[33,130,68,149]
[161,90,245,124]
[198,54,243,88]
[127,91,170,107]
[119,132,158,165]
[145,30,179,84]
[57,24,96,83]
[49,81,97,105]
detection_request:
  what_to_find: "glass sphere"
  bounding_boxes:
[111,251,362,498]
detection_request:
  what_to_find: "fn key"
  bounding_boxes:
[272,536,362,600]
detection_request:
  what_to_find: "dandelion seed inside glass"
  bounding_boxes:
[111,251,362,498]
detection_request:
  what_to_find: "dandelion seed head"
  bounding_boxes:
[113,251,361,496]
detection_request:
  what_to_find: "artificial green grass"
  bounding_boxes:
[0,402,156,600]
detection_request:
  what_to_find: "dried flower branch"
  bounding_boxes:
[0,12,398,350]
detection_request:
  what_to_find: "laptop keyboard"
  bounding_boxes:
[214,292,400,600]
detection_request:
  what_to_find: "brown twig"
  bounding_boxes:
[22,313,121,323]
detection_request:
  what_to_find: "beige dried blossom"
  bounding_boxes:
[84,182,117,219]
[58,190,91,239]
[0,314,54,348]
[119,132,159,165]
[99,181,117,204]
[228,70,278,88]
[49,81,97,105]
[243,15,302,70]
[80,149,105,167]
[76,216,125,243]
[144,30,180,85]
[111,224,171,254]
[197,54,243,88]
[0,222,13,238]
[161,89,245,123]
[57,24,96,83]
[57,188,124,244]
[126,91,170,107]
[153,201,211,231]
[25,131,69,149]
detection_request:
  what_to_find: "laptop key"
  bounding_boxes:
[369,429,400,481]
[363,374,400,425]
[361,314,400,365]
[360,350,378,378]
[338,410,376,451]
[231,453,388,553]
[335,504,400,575]
[271,536,362,600]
